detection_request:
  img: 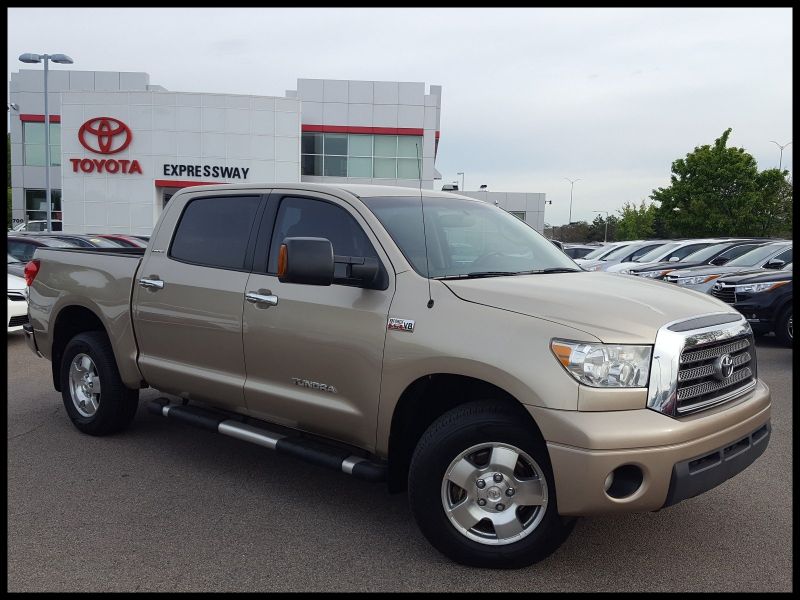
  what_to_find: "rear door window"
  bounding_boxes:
[170,195,262,270]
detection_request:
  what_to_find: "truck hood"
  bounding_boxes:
[443,272,736,344]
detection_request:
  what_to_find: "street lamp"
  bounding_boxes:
[564,177,581,225]
[593,210,610,243]
[457,172,465,192]
[19,52,74,232]
[543,200,552,236]
[770,140,792,171]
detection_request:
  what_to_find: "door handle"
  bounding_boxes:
[139,278,164,290]
[245,292,278,306]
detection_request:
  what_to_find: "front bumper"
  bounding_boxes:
[528,379,771,516]
[7,296,28,332]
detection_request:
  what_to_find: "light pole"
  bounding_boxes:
[457,172,465,192]
[19,52,74,232]
[770,140,792,171]
[564,177,581,224]
[593,210,609,243]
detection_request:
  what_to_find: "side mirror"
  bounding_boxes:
[278,237,334,285]
[668,256,681,262]
[765,258,786,270]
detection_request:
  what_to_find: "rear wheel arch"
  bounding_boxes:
[386,374,547,493]
[51,305,109,392]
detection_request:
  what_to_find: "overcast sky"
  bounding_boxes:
[8,7,792,225]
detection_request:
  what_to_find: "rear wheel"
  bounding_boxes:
[775,306,792,347]
[60,331,139,435]
[408,400,574,568]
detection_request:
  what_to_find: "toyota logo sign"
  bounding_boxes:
[78,117,132,154]
[712,353,734,381]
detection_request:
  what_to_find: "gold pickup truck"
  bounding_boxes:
[22,183,771,568]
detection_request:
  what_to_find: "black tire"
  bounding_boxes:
[60,331,139,435]
[775,305,793,347]
[408,400,575,569]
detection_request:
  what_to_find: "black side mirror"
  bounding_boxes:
[765,259,786,270]
[278,237,334,285]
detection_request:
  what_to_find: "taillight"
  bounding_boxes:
[24,259,40,286]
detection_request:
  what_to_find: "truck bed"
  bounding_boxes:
[27,246,146,389]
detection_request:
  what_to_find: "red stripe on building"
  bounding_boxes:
[301,124,425,136]
[20,114,61,123]
[154,179,226,188]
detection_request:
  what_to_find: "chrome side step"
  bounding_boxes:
[146,398,386,482]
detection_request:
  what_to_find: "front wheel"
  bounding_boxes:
[408,401,575,568]
[60,331,139,435]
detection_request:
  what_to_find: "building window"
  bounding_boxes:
[25,189,62,223]
[508,211,526,221]
[23,122,60,166]
[300,132,422,179]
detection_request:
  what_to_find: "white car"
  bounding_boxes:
[7,272,28,333]
[606,239,721,274]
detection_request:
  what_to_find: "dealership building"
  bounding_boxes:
[9,69,546,235]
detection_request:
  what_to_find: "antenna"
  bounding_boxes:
[416,142,434,309]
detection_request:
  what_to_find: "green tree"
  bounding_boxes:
[615,200,655,240]
[650,128,792,237]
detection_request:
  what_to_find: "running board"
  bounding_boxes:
[146,398,386,482]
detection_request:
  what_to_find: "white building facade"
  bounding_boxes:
[9,69,546,234]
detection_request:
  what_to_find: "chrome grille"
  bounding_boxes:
[710,284,736,304]
[676,333,755,414]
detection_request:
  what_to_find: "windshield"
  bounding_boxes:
[681,241,735,263]
[85,237,128,248]
[634,242,680,263]
[581,245,616,260]
[362,196,578,278]
[726,244,789,267]
[603,242,645,261]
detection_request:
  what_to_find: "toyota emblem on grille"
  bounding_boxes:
[713,353,734,381]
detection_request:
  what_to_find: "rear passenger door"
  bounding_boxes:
[132,192,266,410]
[241,190,395,452]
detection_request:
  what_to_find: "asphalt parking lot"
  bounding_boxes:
[7,332,792,592]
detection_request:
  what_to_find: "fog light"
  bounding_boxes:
[605,464,644,499]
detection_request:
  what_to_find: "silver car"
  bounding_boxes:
[664,241,792,292]
[581,240,671,272]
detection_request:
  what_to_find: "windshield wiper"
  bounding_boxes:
[515,267,582,274]
[435,271,519,280]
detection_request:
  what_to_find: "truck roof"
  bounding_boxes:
[167,182,480,202]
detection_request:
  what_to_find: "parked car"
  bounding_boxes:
[12,220,63,232]
[710,263,792,346]
[630,239,769,280]
[563,244,601,260]
[549,239,565,251]
[96,234,149,248]
[608,239,719,274]
[581,240,670,271]
[19,233,132,249]
[22,183,771,568]
[8,235,80,262]
[8,253,26,278]
[573,241,634,265]
[7,272,28,333]
[664,241,792,293]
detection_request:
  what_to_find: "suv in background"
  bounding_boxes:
[711,263,792,346]
[581,240,670,272]
[607,239,719,274]
[563,244,602,260]
[7,235,79,262]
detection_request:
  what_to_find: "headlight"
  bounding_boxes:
[734,281,789,294]
[589,265,602,271]
[636,270,659,278]
[618,269,631,275]
[676,274,721,286]
[550,339,652,387]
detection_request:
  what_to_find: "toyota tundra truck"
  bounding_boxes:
[22,183,771,568]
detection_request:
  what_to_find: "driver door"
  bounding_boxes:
[242,190,395,451]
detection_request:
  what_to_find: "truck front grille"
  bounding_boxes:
[675,334,755,414]
[710,284,736,304]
